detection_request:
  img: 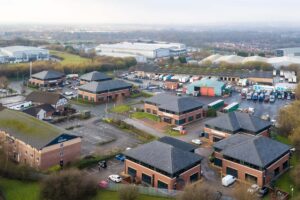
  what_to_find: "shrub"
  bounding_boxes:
[119,185,139,200]
[40,169,97,200]
[177,184,217,200]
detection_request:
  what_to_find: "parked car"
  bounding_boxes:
[257,186,269,197]
[115,154,125,162]
[222,175,236,187]
[269,95,275,103]
[108,175,122,183]
[191,139,202,145]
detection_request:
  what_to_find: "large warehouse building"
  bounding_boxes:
[0,46,49,63]
[95,40,186,60]
[186,78,225,97]
[275,47,300,57]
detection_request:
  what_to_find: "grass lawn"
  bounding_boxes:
[50,50,91,65]
[130,91,153,98]
[165,128,184,137]
[131,112,159,122]
[0,178,40,200]
[94,190,173,200]
[110,105,131,113]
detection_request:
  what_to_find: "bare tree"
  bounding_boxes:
[177,183,217,200]
[0,76,8,89]
[233,185,259,200]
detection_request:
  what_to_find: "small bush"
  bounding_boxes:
[119,185,139,200]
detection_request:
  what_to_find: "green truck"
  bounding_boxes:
[223,102,239,113]
[208,99,225,110]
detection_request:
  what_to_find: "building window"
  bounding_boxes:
[176,118,186,125]
[214,158,223,167]
[152,110,157,115]
[245,173,257,184]
[283,160,289,170]
[128,167,137,178]
[189,172,199,183]
[142,173,152,185]
[274,167,280,176]
[84,96,89,101]
[188,116,194,122]
[226,167,238,178]
[157,180,168,189]
[196,114,202,119]
[146,109,151,113]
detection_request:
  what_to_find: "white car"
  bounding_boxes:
[222,175,236,187]
[64,91,73,96]
[191,139,202,145]
[108,175,122,183]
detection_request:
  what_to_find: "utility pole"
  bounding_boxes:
[29,62,32,78]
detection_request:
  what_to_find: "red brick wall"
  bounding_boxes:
[29,78,65,87]
[144,103,204,125]
[78,89,130,103]
[164,82,179,90]
[125,159,201,190]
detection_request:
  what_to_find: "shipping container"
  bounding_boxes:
[208,99,225,110]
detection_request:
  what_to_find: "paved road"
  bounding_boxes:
[124,118,165,138]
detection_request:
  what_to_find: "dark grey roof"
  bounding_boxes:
[145,93,204,113]
[31,70,65,80]
[205,112,272,133]
[80,71,112,82]
[124,141,202,175]
[213,135,291,168]
[79,80,132,94]
[23,104,55,117]
[159,136,197,152]
[26,91,67,105]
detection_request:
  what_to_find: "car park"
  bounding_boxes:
[108,174,122,183]
[222,175,236,187]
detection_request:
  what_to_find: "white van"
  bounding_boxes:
[222,175,236,187]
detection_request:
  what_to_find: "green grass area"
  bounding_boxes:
[94,190,173,200]
[0,109,62,137]
[50,50,91,65]
[110,105,131,113]
[130,91,153,98]
[0,178,40,200]
[131,112,159,122]
[165,128,184,137]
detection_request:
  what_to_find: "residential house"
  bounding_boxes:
[26,91,68,111]
[23,104,55,120]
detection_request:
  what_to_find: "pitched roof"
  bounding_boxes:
[213,135,290,168]
[80,71,112,82]
[159,136,197,152]
[31,70,65,80]
[26,91,66,105]
[0,109,76,149]
[145,93,204,113]
[79,80,132,93]
[124,141,202,175]
[205,112,272,134]
[23,104,55,117]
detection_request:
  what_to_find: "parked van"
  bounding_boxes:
[222,175,236,187]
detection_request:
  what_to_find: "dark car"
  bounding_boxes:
[257,187,269,197]
[98,160,107,168]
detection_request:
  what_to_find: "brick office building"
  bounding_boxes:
[144,94,205,125]
[213,134,291,187]
[29,70,65,87]
[79,71,112,85]
[0,108,81,170]
[164,80,179,90]
[123,140,202,190]
[78,80,132,103]
[204,112,272,143]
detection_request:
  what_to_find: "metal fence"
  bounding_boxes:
[107,182,180,198]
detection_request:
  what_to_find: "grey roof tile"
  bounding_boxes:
[80,71,112,82]
[79,80,132,93]
[31,70,65,80]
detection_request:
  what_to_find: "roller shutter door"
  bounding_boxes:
[207,88,215,96]
[200,87,208,96]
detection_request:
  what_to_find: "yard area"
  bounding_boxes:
[110,105,131,113]
[131,112,159,122]
[50,50,91,65]
[0,178,173,200]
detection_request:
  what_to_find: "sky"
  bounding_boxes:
[0,0,300,25]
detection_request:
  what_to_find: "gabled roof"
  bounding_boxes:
[205,112,272,134]
[26,91,67,105]
[80,71,112,82]
[23,104,55,117]
[213,135,290,168]
[159,136,197,152]
[145,93,204,113]
[0,108,78,149]
[79,80,132,94]
[124,141,202,175]
[31,70,65,80]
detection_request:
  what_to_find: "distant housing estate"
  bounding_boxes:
[0,46,49,63]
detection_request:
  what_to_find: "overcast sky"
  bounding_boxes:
[0,0,299,24]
